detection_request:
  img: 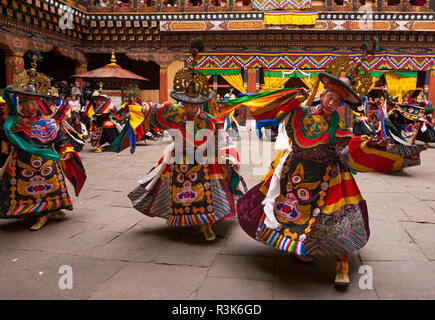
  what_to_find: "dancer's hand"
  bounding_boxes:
[60,152,72,161]
[298,88,310,99]
[377,137,390,148]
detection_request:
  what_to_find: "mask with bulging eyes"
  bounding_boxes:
[16,155,60,197]
[172,164,205,205]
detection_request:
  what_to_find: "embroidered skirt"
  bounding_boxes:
[128,163,237,227]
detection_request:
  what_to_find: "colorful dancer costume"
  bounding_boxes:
[111,97,152,154]
[387,102,434,148]
[128,39,245,241]
[220,70,423,286]
[352,110,376,137]
[87,87,121,152]
[0,55,86,231]
[0,97,10,168]
[40,96,86,153]
[415,116,435,145]
[413,102,435,145]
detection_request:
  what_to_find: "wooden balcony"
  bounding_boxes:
[87,0,434,13]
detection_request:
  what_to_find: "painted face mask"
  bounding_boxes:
[16,155,60,198]
[173,164,205,204]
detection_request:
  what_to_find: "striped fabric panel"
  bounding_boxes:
[255,221,305,256]
[167,211,223,227]
[150,179,171,219]
[210,180,231,219]
[304,206,369,256]
[129,183,155,212]
[304,231,367,256]
[7,198,72,216]
[388,144,422,158]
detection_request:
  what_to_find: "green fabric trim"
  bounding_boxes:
[202,101,211,114]
[370,71,384,77]
[111,117,130,153]
[218,88,289,106]
[264,71,320,78]
[392,71,418,77]
[328,111,340,147]
[385,120,407,142]
[2,89,61,161]
[328,111,357,175]
[197,69,241,76]
[229,169,243,196]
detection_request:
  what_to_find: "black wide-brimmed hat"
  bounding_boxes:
[170,84,215,105]
[4,86,51,99]
[318,72,362,108]
[170,38,214,105]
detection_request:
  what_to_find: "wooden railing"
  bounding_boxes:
[87,0,433,12]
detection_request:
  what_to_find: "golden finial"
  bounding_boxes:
[107,49,118,66]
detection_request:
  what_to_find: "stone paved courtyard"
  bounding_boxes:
[1,132,435,300]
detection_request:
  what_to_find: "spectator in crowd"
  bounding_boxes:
[82,81,94,109]
[402,92,412,104]
[59,81,71,98]
[69,95,81,118]
[71,81,82,99]
[71,116,89,141]
[56,94,65,108]
[416,91,426,103]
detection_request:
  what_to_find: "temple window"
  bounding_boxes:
[94,0,109,7]
[141,0,156,6]
[164,0,179,6]
[333,0,352,5]
[188,0,204,6]
[211,0,228,6]
[312,0,326,6]
[387,0,401,5]
[410,0,426,5]
[117,0,132,7]
[234,0,251,6]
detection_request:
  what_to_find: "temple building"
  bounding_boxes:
[0,0,434,120]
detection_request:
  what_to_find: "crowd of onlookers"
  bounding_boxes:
[49,81,97,141]
[401,91,427,105]
[52,80,95,113]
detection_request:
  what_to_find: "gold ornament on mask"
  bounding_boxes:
[11,50,50,95]
[173,69,189,92]
[171,38,211,101]
[325,38,380,100]
[326,55,352,78]
[47,87,59,97]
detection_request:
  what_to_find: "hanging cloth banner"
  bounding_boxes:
[197,68,246,94]
[260,69,316,92]
[385,71,418,103]
[263,69,320,79]
[264,11,318,26]
[221,74,247,94]
[254,0,312,10]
